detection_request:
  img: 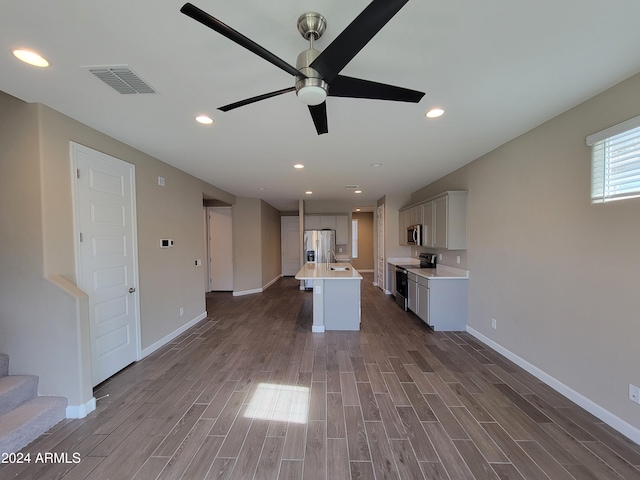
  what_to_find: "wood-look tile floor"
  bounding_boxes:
[3,274,640,479]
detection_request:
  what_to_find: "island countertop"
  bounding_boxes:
[295,262,363,280]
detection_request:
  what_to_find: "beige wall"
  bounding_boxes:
[411,73,640,437]
[0,93,90,406]
[352,212,374,271]
[232,197,282,294]
[0,91,236,410]
[261,200,282,287]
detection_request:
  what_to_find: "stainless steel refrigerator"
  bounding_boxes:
[303,229,336,289]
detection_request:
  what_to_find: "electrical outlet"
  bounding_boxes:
[456,255,461,264]
[179,307,184,317]
[491,318,497,329]
[630,384,640,404]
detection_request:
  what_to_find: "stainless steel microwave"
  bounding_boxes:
[406,224,422,245]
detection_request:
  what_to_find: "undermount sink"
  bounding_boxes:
[329,266,350,271]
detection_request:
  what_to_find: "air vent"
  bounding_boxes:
[87,66,156,94]
[344,185,360,190]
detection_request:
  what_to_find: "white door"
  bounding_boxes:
[71,143,140,387]
[281,216,301,276]
[377,204,385,291]
[208,207,233,291]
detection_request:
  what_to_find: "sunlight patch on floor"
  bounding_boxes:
[244,383,309,424]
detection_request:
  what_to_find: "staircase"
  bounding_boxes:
[0,353,67,454]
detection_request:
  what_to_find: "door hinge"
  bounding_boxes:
[76,169,80,179]
[79,232,83,242]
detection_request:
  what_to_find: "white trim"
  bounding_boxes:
[312,325,325,333]
[233,288,263,297]
[233,275,282,296]
[586,114,640,145]
[466,326,640,445]
[66,397,96,419]
[140,312,207,358]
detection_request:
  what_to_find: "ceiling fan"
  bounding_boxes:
[180,0,425,135]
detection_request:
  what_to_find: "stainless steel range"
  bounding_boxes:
[395,253,436,310]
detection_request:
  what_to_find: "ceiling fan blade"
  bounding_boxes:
[308,103,328,135]
[181,3,305,79]
[219,87,295,112]
[329,75,424,102]
[309,0,409,83]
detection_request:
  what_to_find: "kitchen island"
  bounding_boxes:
[295,263,363,332]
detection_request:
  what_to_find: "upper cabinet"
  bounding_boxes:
[305,214,349,245]
[400,191,467,250]
[335,215,349,245]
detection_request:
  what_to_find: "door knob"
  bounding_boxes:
[129,287,136,293]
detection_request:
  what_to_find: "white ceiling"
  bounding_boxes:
[3,1,640,211]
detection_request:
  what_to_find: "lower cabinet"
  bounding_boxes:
[417,276,429,324]
[413,275,467,331]
[407,272,417,312]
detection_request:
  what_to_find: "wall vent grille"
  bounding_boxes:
[87,66,156,94]
[344,185,360,190]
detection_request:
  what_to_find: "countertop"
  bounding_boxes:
[387,258,468,280]
[295,263,363,280]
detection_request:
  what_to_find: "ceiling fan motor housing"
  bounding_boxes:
[295,48,329,105]
[295,12,329,105]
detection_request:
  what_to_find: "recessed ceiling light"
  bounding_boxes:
[370,163,383,167]
[195,115,214,124]
[354,190,362,194]
[305,191,313,195]
[12,49,49,67]
[294,164,305,169]
[355,208,361,212]
[426,108,445,118]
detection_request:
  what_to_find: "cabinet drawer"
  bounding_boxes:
[417,276,428,287]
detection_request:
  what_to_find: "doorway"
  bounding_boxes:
[351,211,374,272]
[207,206,233,291]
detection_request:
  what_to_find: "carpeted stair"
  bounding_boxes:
[0,353,67,454]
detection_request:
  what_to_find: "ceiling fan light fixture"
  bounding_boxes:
[296,83,327,106]
[426,108,445,118]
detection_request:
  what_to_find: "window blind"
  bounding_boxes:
[587,115,640,203]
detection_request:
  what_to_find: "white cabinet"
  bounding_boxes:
[410,204,422,226]
[417,276,429,323]
[336,215,349,245]
[407,272,417,312]
[414,275,467,331]
[398,209,411,245]
[422,201,434,247]
[320,215,337,231]
[431,191,467,250]
[399,205,422,246]
[305,215,321,230]
[387,263,396,295]
[399,191,466,249]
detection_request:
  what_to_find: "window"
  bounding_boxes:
[352,219,358,258]
[587,115,640,203]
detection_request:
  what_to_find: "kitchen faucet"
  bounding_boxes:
[326,250,335,268]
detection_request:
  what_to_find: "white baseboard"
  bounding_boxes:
[66,397,96,419]
[140,312,207,358]
[312,325,325,333]
[466,326,640,445]
[233,275,282,296]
